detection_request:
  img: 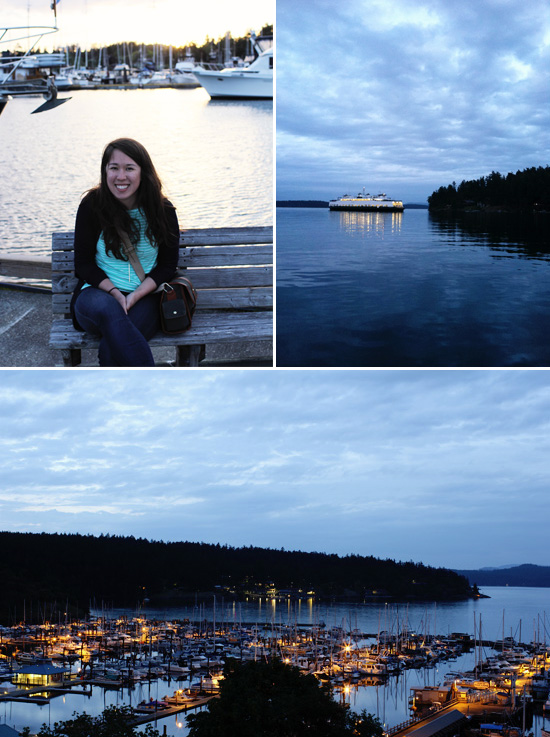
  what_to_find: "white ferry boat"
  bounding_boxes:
[329,190,404,212]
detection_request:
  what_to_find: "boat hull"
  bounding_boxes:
[329,202,404,212]
[193,68,272,99]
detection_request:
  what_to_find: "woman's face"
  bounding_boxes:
[106,149,142,209]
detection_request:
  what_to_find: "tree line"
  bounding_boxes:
[0,531,473,624]
[428,166,550,211]
[3,25,273,71]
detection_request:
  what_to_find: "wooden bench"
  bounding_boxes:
[49,226,273,367]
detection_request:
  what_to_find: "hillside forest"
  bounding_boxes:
[0,532,474,624]
[428,166,550,211]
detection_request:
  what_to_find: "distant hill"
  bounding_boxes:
[276,200,328,208]
[455,564,550,587]
[0,531,475,624]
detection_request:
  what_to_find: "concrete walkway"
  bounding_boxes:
[0,286,59,367]
[0,285,272,367]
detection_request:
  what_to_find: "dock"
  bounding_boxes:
[389,708,468,737]
[0,682,92,705]
[0,677,215,727]
[388,698,528,737]
[129,694,217,726]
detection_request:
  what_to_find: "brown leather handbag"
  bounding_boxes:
[119,229,197,334]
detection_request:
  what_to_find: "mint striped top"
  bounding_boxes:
[82,208,158,292]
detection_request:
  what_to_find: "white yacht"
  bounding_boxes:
[174,47,199,84]
[193,35,273,99]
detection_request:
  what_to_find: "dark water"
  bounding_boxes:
[102,586,550,643]
[275,208,550,367]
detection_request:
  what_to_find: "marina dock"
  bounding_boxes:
[389,697,529,737]
[129,694,217,726]
[0,611,548,736]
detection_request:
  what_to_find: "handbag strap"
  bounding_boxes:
[117,227,146,282]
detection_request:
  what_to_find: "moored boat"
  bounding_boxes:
[193,33,273,99]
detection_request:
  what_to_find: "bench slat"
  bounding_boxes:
[50,312,273,348]
[51,244,272,270]
[52,226,273,250]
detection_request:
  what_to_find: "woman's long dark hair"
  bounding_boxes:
[87,138,176,260]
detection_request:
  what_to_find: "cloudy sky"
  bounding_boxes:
[276,0,550,204]
[1,369,549,571]
[4,0,273,49]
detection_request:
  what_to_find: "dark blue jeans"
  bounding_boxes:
[74,288,160,366]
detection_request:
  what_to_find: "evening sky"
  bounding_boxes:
[3,0,273,49]
[1,369,549,571]
[276,0,550,204]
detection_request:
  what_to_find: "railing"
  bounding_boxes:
[385,698,462,737]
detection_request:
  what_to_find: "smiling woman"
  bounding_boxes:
[71,137,180,366]
[106,150,142,209]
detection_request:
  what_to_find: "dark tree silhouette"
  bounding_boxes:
[428,166,550,211]
[0,531,473,623]
[186,658,384,737]
[26,706,160,737]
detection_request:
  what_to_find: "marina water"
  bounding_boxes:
[2,587,550,736]
[0,88,272,260]
[276,207,550,367]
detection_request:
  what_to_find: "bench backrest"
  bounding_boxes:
[51,226,273,319]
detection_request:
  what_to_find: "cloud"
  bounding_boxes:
[1,370,550,568]
[276,0,550,202]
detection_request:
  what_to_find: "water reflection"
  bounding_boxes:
[0,88,272,258]
[331,210,403,237]
[429,211,550,259]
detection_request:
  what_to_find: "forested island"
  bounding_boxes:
[0,532,475,623]
[428,166,550,212]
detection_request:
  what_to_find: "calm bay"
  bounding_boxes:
[275,207,550,367]
[2,587,549,736]
[0,88,273,261]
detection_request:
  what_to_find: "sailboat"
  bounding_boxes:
[0,1,70,114]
